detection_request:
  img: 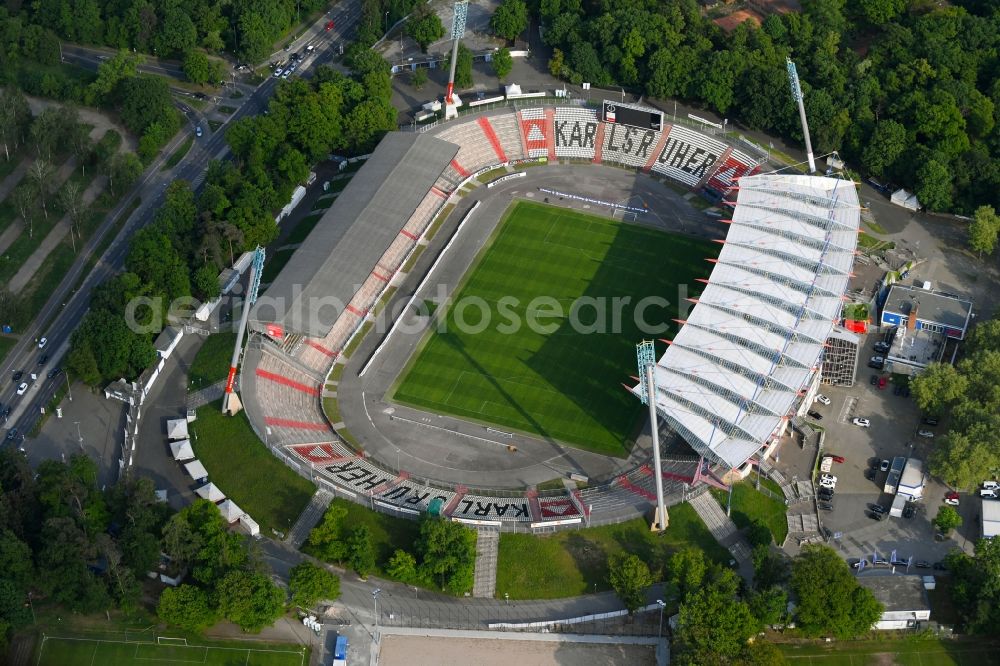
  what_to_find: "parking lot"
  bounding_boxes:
[780,334,982,567]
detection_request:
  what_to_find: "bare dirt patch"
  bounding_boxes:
[378,635,656,666]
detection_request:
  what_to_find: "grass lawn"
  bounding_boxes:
[711,480,789,545]
[392,201,716,455]
[495,502,730,600]
[778,637,1000,665]
[284,212,323,246]
[261,248,295,284]
[0,336,14,364]
[36,635,307,666]
[161,137,194,171]
[188,330,237,389]
[190,400,315,533]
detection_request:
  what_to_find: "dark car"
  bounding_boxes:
[807,410,823,420]
[893,384,903,396]
[916,560,931,569]
[37,354,48,366]
[869,503,886,514]
[864,468,876,480]
[867,511,884,521]
[818,502,833,511]
[818,491,834,501]
[0,405,9,420]
[47,367,62,379]
[903,504,916,519]
[4,427,17,441]
[923,416,939,426]
[12,370,22,382]
[932,561,947,570]
[193,92,207,100]
[873,557,889,566]
[903,386,911,397]
[870,374,879,385]
[874,341,890,353]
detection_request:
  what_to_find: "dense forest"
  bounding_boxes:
[0,0,417,67]
[537,0,1000,213]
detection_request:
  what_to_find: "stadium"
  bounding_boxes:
[240,101,860,530]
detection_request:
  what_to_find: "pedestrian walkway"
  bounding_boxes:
[187,379,227,409]
[472,527,499,598]
[8,175,106,292]
[688,490,754,580]
[288,489,334,549]
[0,156,31,201]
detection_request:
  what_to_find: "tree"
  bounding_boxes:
[406,5,445,53]
[183,50,211,85]
[910,362,968,416]
[915,159,953,212]
[307,504,350,562]
[749,586,788,627]
[946,536,1000,633]
[933,505,963,534]
[217,570,285,633]
[0,88,32,161]
[790,545,883,638]
[109,152,142,195]
[289,562,341,608]
[862,119,907,177]
[417,517,477,594]
[158,584,219,631]
[453,44,474,89]
[89,50,142,100]
[669,548,708,600]
[11,184,36,240]
[674,569,759,664]
[491,0,528,41]
[969,205,1000,256]
[608,552,652,614]
[492,47,513,80]
[386,549,418,583]
[347,525,376,578]
[411,68,428,90]
[746,519,773,548]
[548,48,565,79]
[59,180,87,252]
[28,159,53,224]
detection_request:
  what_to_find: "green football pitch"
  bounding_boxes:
[36,635,307,665]
[392,200,717,455]
[779,639,1000,665]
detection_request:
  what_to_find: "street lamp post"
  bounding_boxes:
[74,421,83,450]
[504,592,509,605]
[372,588,382,640]
[384,11,390,34]
[657,599,666,639]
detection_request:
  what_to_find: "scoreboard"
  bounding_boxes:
[601,101,663,132]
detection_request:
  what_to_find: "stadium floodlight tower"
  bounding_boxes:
[786,57,816,174]
[443,1,468,119]
[222,246,265,415]
[637,340,668,531]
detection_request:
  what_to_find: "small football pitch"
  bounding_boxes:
[392,200,717,455]
[36,634,307,665]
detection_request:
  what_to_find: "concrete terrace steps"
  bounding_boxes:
[260,341,327,383]
[288,489,334,549]
[472,527,499,599]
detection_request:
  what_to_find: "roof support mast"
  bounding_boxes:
[638,341,668,531]
[786,57,816,174]
[445,1,468,105]
[223,246,265,415]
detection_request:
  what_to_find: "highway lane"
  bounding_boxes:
[61,43,186,80]
[1,2,362,442]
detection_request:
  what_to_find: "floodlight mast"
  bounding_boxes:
[223,246,265,415]
[445,1,468,104]
[637,341,668,531]
[786,57,816,174]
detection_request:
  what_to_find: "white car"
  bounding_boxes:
[814,394,831,405]
[984,481,1000,491]
[917,430,934,438]
[37,337,47,349]
[944,497,960,506]
[852,417,871,428]
[819,479,837,490]
[281,70,291,79]
[981,489,998,499]
[820,473,838,485]
[16,382,27,395]
[273,68,284,78]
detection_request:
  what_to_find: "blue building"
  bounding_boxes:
[881,284,972,341]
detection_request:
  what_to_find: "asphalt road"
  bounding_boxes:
[0,1,363,444]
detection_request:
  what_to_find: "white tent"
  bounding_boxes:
[166,418,189,440]
[891,189,921,211]
[169,439,195,461]
[217,499,244,523]
[184,459,208,481]
[196,482,225,502]
[239,514,260,537]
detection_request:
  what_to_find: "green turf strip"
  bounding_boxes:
[393,200,717,455]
